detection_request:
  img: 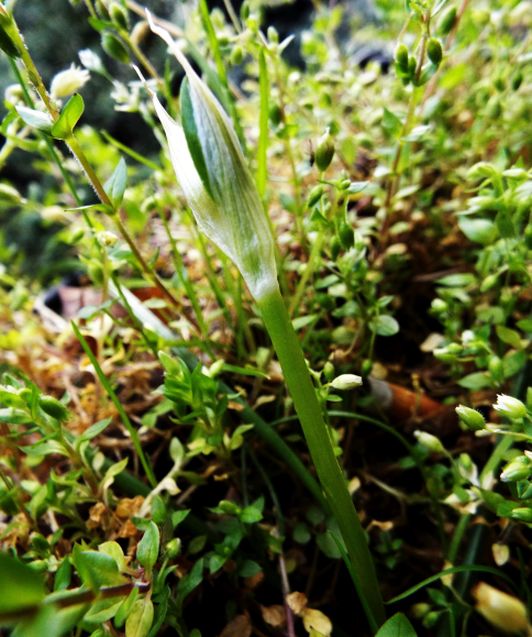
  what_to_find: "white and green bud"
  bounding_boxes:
[414,430,445,454]
[456,405,486,431]
[315,128,335,172]
[500,456,531,483]
[330,373,363,391]
[141,14,277,301]
[493,394,527,420]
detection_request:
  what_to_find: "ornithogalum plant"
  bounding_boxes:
[143,13,385,630]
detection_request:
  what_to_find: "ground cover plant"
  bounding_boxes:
[0,0,530,635]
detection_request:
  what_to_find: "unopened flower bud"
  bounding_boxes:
[110,2,129,30]
[230,45,244,66]
[438,6,456,35]
[322,361,335,382]
[510,507,532,523]
[500,456,531,483]
[427,38,443,66]
[307,184,324,208]
[493,394,527,419]
[165,538,181,558]
[414,430,444,454]
[315,129,335,172]
[330,373,363,391]
[395,43,408,70]
[139,13,277,301]
[0,6,20,58]
[50,64,90,99]
[101,31,130,64]
[456,405,486,431]
[472,583,529,634]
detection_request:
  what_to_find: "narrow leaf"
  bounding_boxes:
[104,157,128,209]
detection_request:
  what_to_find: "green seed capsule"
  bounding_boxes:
[39,396,69,422]
[427,38,443,66]
[438,6,457,35]
[101,31,130,64]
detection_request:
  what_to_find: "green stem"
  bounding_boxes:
[256,286,385,631]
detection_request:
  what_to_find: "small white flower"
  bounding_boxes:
[50,64,90,99]
[79,48,105,74]
[493,394,527,419]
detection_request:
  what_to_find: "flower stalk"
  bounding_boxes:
[144,15,385,629]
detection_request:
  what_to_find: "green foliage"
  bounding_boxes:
[0,0,530,636]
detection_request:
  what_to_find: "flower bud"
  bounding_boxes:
[330,373,363,391]
[315,128,335,172]
[500,456,531,483]
[414,430,444,454]
[165,538,181,559]
[395,43,408,70]
[230,45,244,66]
[473,582,530,634]
[456,405,486,431]
[322,361,335,382]
[493,394,527,419]
[427,38,443,66]
[140,13,278,301]
[110,2,129,30]
[438,6,456,35]
[307,184,324,208]
[510,507,532,523]
[0,6,20,58]
[101,31,129,63]
[50,64,90,99]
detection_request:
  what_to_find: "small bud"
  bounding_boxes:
[438,6,457,35]
[480,273,498,292]
[39,395,69,422]
[488,355,503,382]
[427,38,443,66]
[395,43,408,70]
[330,374,363,391]
[230,45,244,66]
[473,582,529,634]
[269,103,283,126]
[510,507,532,523]
[322,361,335,382]
[101,31,130,64]
[315,128,335,172]
[0,7,20,59]
[109,2,129,30]
[431,298,448,313]
[307,185,324,208]
[408,55,417,76]
[493,394,527,419]
[414,430,444,454]
[50,64,90,99]
[267,26,279,44]
[338,221,354,249]
[511,71,523,91]
[500,456,531,483]
[165,538,181,559]
[456,405,486,431]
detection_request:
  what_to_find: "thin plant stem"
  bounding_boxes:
[256,286,385,631]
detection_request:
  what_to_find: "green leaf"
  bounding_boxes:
[458,218,497,245]
[16,105,52,132]
[136,522,160,571]
[437,273,476,287]
[382,108,403,138]
[104,157,127,209]
[72,547,126,590]
[496,325,522,349]
[176,559,204,608]
[375,612,417,637]
[125,598,154,637]
[51,94,85,140]
[0,553,45,614]
[114,587,139,629]
[83,598,123,624]
[371,315,400,336]
[98,541,126,572]
[458,372,491,390]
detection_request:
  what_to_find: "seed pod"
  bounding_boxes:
[315,129,335,172]
[427,38,443,66]
[101,31,130,64]
[438,6,457,35]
